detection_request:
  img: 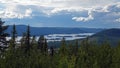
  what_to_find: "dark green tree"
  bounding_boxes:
[10,24,17,49]
[74,40,79,68]
[112,41,120,67]
[44,38,48,54]
[20,33,26,46]
[25,25,31,52]
[58,38,69,68]
[31,35,37,49]
[0,18,9,52]
[38,35,48,54]
[38,35,44,52]
[74,39,79,56]
[59,37,68,56]
[31,35,36,45]
[50,46,54,56]
[98,41,113,68]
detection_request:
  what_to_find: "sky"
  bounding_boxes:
[0,0,120,28]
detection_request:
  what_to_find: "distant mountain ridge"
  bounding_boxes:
[92,28,120,37]
[6,25,103,36]
[89,28,120,46]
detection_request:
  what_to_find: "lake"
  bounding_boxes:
[6,33,94,42]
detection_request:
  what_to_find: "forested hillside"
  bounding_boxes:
[89,29,120,46]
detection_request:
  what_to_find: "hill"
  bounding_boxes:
[6,25,103,36]
[89,28,120,46]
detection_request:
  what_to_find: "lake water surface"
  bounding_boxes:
[6,33,94,42]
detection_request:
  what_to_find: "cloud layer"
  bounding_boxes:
[72,2,120,23]
[0,0,120,28]
[0,0,119,18]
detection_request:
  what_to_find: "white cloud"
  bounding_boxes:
[25,8,32,17]
[116,18,120,22]
[0,7,32,19]
[51,7,90,13]
[72,10,94,22]
[72,2,120,23]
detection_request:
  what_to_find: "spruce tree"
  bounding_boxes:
[25,25,31,52]
[31,35,36,45]
[20,33,26,47]
[50,46,54,56]
[44,38,48,53]
[38,35,48,54]
[31,35,37,50]
[59,37,68,56]
[38,35,44,52]
[11,24,17,49]
[0,18,9,51]
[74,39,79,56]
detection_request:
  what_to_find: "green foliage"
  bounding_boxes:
[1,36,120,68]
[10,24,17,49]
[1,24,120,68]
[59,37,68,57]
[38,35,48,55]
[0,18,9,36]
[0,18,9,52]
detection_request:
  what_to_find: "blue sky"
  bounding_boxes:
[0,0,120,28]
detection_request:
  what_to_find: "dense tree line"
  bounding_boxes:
[0,19,120,68]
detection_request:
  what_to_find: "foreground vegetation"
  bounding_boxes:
[0,19,120,68]
[1,38,120,68]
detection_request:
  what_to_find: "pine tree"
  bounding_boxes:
[25,25,31,52]
[20,33,26,47]
[112,41,120,67]
[31,35,38,51]
[11,24,17,49]
[74,39,79,56]
[59,37,68,56]
[31,35,37,45]
[99,41,112,68]
[44,38,48,54]
[38,35,48,54]
[50,46,54,56]
[74,40,79,68]
[38,35,44,52]
[0,18,9,52]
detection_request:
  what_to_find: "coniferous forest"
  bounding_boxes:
[0,19,120,68]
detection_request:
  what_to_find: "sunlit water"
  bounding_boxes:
[6,33,94,42]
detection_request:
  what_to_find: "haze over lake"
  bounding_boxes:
[6,33,94,42]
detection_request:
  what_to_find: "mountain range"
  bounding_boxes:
[6,25,103,36]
